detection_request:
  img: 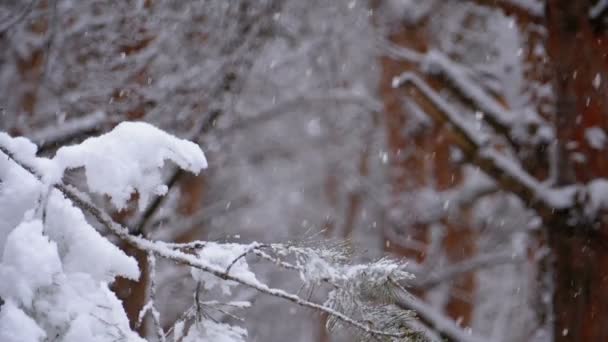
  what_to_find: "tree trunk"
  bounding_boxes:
[546,0,608,340]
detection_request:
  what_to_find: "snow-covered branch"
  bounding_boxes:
[55,185,416,340]
[392,72,580,220]
[423,50,553,148]
[0,123,422,341]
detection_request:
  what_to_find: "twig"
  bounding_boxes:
[224,243,267,275]
[411,252,524,289]
[136,252,165,342]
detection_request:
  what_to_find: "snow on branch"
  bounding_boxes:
[51,121,207,211]
[421,50,554,148]
[385,44,553,150]
[0,123,424,341]
[392,72,578,218]
[58,185,417,340]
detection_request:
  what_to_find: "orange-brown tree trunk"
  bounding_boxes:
[546,0,608,340]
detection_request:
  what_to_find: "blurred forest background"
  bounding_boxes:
[3,0,608,341]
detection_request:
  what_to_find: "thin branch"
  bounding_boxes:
[411,252,524,289]
[224,243,267,275]
[131,0,282,236]
[377,39,424,63]
[214,90,381,138]
[137,252,165,342]
[252,249,301,272]
[390,277,485,342]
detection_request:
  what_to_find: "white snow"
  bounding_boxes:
[44,190,140,281]
[0,301,46,342]
[183,320,247,342]
[585,126,606,150]
[0,136,43,256]
[0,220,62,308]
[586,179,608,216]
[593,74,602,90]
[51,121,207,210]
[0,123,211,342]
[423,50,514,130]
[190,242,260,295]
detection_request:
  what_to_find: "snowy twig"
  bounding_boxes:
[137,253,165,342]
[389,277,486,342]
[377,39,424,63]
[224,242,267,275]
[411,252,524,289]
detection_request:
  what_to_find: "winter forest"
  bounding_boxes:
[2,0,608,341]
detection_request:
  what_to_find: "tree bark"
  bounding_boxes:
[546,1,608,340]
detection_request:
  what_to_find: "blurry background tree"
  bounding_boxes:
[2,0,608,341]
